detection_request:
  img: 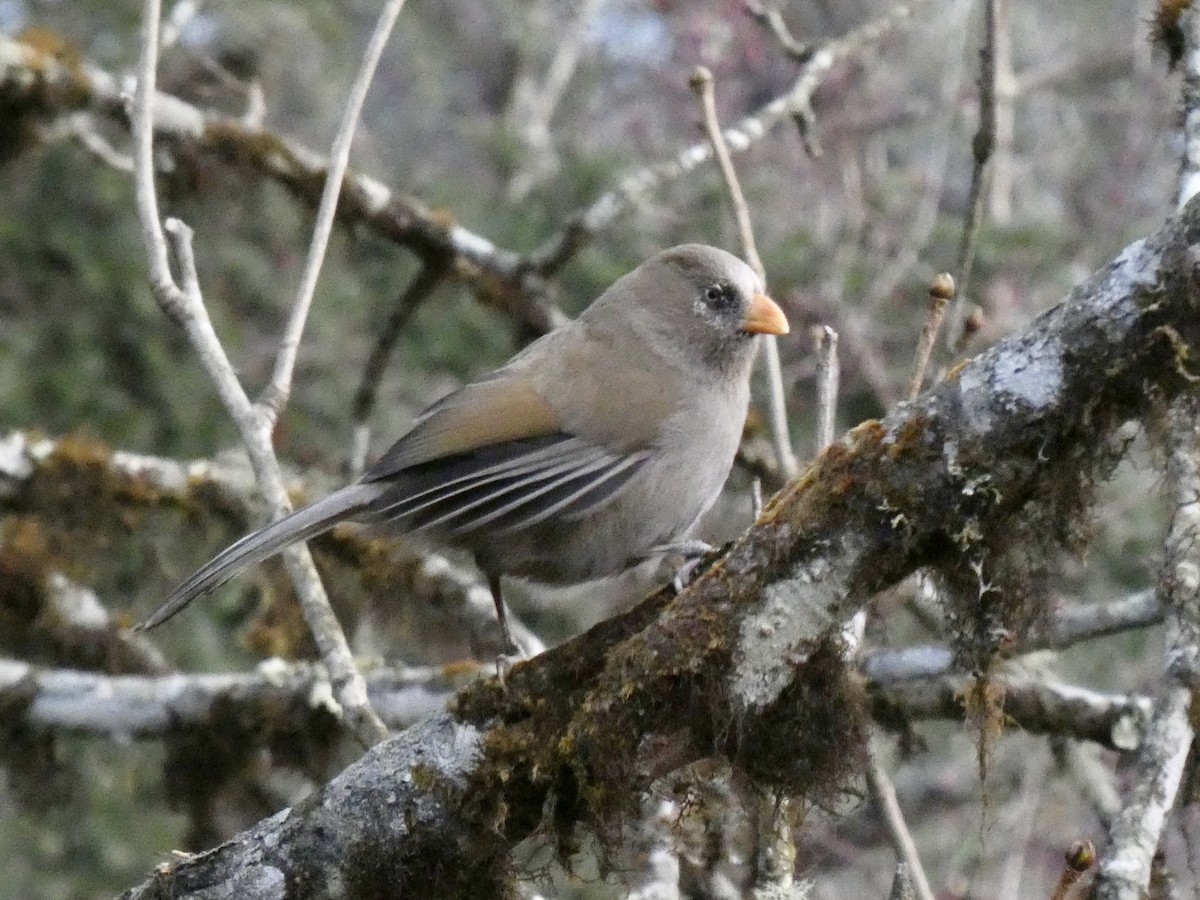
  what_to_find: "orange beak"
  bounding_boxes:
[740,292,790,336]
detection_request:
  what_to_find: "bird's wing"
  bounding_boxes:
[362,433,651,536]
[367,374,564,475]
[359,355,667,536]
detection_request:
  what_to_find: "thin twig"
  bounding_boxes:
[131,0,387,747]
[689,67,765,278]
[907,273,955,401]
[844,0,973,407]
[988,0,1015,223]
[889,862,917,900]
[690,65,799,481]
[347,263,448,475]
[160,0,201,50]
[529,0,939,276]
[259,0,409,417]
[1180,7,1200,207]
[503,0,604,202]
[866,736,938,900]
[812,325,840,452]
[689,61,799,893]
[947,0,998,351]
[745,1,812,62]
[1053,740,1122,827]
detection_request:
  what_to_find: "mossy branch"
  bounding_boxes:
[120,193,1200,899]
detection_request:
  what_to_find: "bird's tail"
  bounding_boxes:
[136,483,381,631]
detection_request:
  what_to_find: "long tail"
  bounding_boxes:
[136,483,381,630]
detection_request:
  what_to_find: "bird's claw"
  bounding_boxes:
[495,648,528,687]
[650,539,714,594]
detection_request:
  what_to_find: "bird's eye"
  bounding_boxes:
[704,284,734,308]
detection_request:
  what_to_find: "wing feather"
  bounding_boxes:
[365,437,600,522]
[488,451,648,534]
[362,434,649,539]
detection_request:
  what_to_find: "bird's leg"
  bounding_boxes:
[487,571,519,654]
[643,539,715,593]
[486,572,530,687]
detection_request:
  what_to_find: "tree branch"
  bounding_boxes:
[528,0,942,275]
[130,0,386,746]
[0,31,565,337]
[257,0,408,419]
[120,194,1200,898]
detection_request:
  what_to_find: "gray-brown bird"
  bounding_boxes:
[137,244,789,648]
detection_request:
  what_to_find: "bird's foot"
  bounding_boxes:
[645,540,715,593]
[495,636,542,686]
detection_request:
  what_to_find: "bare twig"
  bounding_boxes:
[988,0,1015,223]
[813,325,840,453]
[1180,7,1200,208]
[745,1,813,62]
[260,0,409,417]
[906,273,955,401]
[889,862,917,900]
[50,112,135,171]
[1053,740,1122,826]
[131,0,386,746]
[503,0,604,202]
[996,750,1050,900]
[689,63,800,890]
[159,0,201,50]
[843,0,972,408]
[347,264,449,475]
[866,737,937,900]
[947,0,999,351]
[690,65,798,481]
[530,0,940,276]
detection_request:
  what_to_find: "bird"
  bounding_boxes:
[136,244,789,651]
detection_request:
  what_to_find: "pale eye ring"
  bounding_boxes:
[705,284,732,307]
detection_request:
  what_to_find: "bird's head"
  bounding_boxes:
[612,243,789,379]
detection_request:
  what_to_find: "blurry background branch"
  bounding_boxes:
[0,429,526,660]
[526,0,944,275]
[0,30,566,336]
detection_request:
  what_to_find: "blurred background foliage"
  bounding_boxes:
[0,0,1187,896]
